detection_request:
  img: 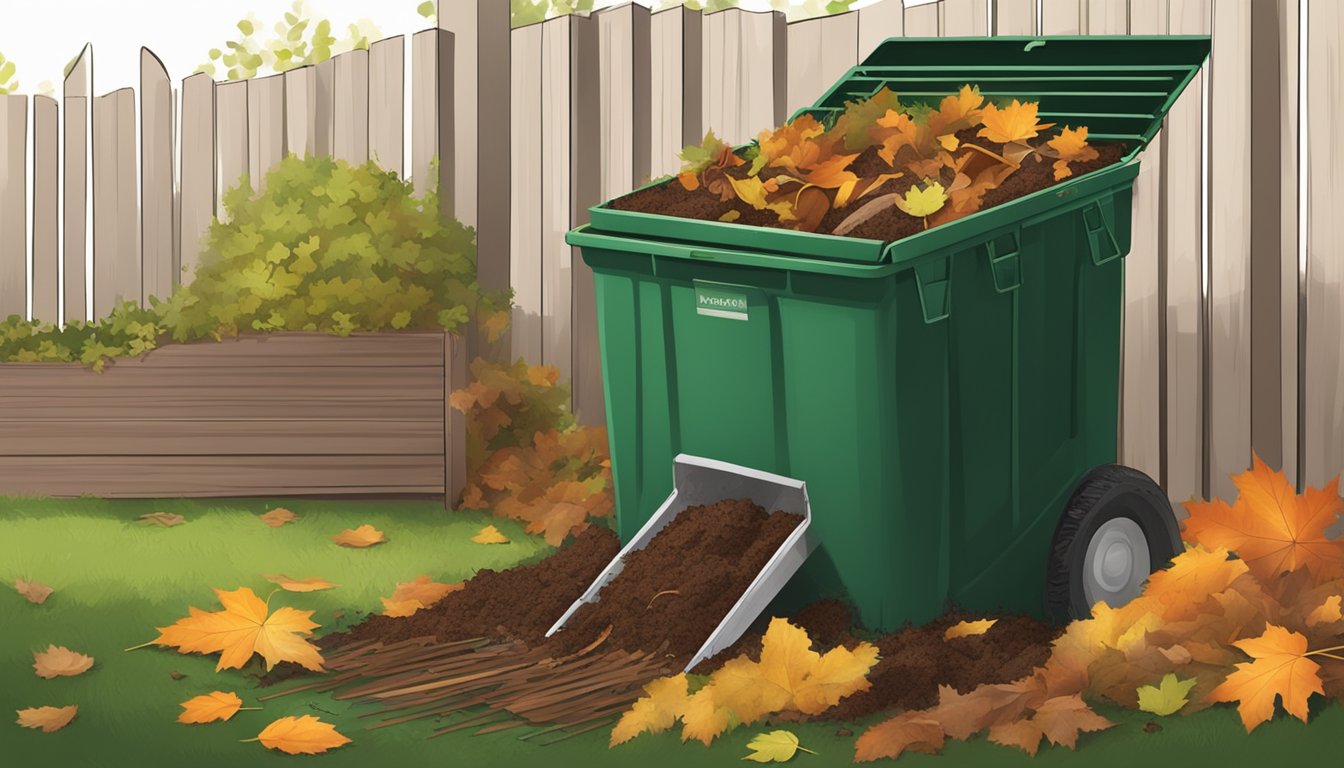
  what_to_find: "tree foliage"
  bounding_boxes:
[197,0,381,80]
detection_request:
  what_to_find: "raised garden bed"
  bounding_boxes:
[0,331,467,502]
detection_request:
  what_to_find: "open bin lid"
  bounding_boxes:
[585,35,1211,266]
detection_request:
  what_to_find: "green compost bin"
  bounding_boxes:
[566,37,1211,632]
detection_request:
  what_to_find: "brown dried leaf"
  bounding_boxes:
[32,645,94,679]
[15,579,54,605]
[16,705,78,733]
[258,508,298,527]
[331,524,386,548]
[139,512,186,527]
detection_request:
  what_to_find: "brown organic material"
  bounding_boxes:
[545,499,801,663]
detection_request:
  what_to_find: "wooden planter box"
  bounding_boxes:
[0,332,467,504]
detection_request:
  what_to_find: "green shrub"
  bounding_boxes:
[0,154,506,371]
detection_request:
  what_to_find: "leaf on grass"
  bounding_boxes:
[15,579,54,605]
[988,694,1113,756]
[1306,595,1342,626]
[743,730,815,763]
[178,691,246,724]
[1207,624,1324,731]
[16,705,78,733]
[331,524,386,548]
[610,673,689,746]
[1182,455,1344,582]
[263,574,338,593]
[853,715,946,762]
[32,646,94,679]
[251,715,351,755]
[379,575,465,617]
[258,508,298,527]
[139,512,186,527]
[151,586,324,672]
[471,525,510,544]
[1136,673,1198,716]
[944,619,997,640]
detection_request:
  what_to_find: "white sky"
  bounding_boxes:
[1,0,914,95]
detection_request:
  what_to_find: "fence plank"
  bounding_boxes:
[315,57,336,157]
[179,73,214,285]
[650,7,703,178]
[332,48,369,165]
[247,73,285,189]
[598,5,652,196]
[858,0,904,59]
[283,66,316,158]
[141,49,174,304]
[510,22,543,365]
[1304,1,1344,487]
[905,1,941,37]
[1163,0,1209,503]
[369,35,406,175]
[996,0,1039,34]
[1208,0,1252,499]
[1041,0,1083,34]
[942,0,988,35]
[0,95,25,319]
[92,89,140,319]
[214,80,248,222]
[1088,0,1130,34]
[32,96,58,322]
[571,17,602,425]
[63,47,91,323]
[411,28,452,199]
[703,9,787,146]
[1275,0,1300,485]
[787,12,859,114]
[1120,1,1164,483]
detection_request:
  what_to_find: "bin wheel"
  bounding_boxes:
[1045,465,1181,623]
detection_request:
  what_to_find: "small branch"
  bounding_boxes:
[646,590,681,609]
[833,193,901,237]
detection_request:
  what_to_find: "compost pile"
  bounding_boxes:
[610,85,1125,243]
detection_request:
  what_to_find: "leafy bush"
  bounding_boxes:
[1,154,506,371]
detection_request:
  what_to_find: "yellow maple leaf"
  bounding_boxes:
[262,574,338,593]
[894,180,948,219]
[15,705,78,733]
[1183,455,1344,582]
[1207,624,1325,731]
[247,715,351,755]
[15,578,54,605]
[944,619,998,640]
[525,364,559,388]
[177,691,257,724]
[331,524,386,548]
[149,587,324,672]
[610,673,689,746]
[258,508,297,527]
[379,575,464,617]
[977,100,1054,144]
[481,309,512,342]
[471,525,511,544]
[743,730,816,763]
[1136,673,1198,717]
[32,645,94,679]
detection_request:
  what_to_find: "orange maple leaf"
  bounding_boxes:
[1182,455,1344,582]
[1207,624,1326,731]
[150,587,324,672]
[977,100,1055,144]
[1047,126,1100,180]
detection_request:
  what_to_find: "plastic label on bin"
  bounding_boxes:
[695,284,750,321]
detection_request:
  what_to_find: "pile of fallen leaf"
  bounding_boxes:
[450,357,613,545]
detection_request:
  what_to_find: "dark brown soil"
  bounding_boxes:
[610,130,1126,244]
[546,499,802,663]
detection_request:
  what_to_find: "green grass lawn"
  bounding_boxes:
[2,497,1340,768]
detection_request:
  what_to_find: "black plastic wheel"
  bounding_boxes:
[1045,465,1181,623]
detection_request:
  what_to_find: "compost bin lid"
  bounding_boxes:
[807,36,1212,154]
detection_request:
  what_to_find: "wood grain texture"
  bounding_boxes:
[541,17,578,387]
[247,73,286,190]
[1088,0,1130,34]
[0,420,444,456]
[315,57,337,157]
[904,1,941,37]
[284,66,317,158]
[995,0,1039,35]
[445,332,468,507]
[31,95,58,322]
[786,12,858,115]
[941,0,988,36]
[1304,0,1344,486]
[0,94,25,319]
[858,0,904,59]
[1163,0,1209,503]
[92,89,140,319]
[571,16,603,426]
[332,48,370,165]
[702,9,787,145]
[1120,0,1164,483]
[178,74,215,285]
[214,80,249,222]
[141,49,175,304]
[411,28,452,199]
[510,23,543,365]
[369,35,406,175]
[1041,0,1082,34]
[1275,0,1300,485]
[649,7,702,178]
[63,47,91,323]
[597,3,651,197]
[1208,0,1252,498]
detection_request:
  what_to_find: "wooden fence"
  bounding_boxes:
[0,332,467,502]
[0,0,1339,506]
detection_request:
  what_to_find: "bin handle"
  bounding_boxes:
[1084,201,1122,266]
[913,256,952,324]
[984,231,1022,293]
